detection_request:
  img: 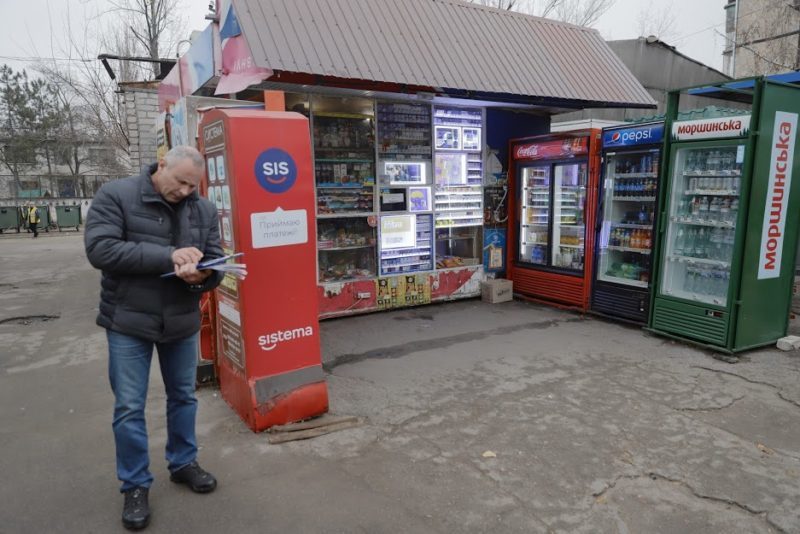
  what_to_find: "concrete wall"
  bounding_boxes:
[553,38,732,124]
[727,0,800,77]
[123,87,160,173]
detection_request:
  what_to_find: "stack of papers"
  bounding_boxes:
[161,253,248,280]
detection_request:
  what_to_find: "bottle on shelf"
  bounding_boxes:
[643,229,652,249]
[698,196,709,220]
[631,230,640,249]
[684,228,697,257]
[729,199,739,223]
[674,228,685,255]
[685,267,696,293]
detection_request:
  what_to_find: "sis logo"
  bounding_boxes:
[254,148,297,193]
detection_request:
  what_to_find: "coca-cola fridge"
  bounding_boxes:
[507,130,601,310]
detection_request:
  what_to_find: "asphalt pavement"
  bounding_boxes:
[1,231,799,533]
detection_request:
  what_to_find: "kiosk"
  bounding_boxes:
[199,109,328,431]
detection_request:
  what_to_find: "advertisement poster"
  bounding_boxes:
[408,186,431,212]
[207,157,217,182]
[380,214,416,249]
[376,276,402,309]
[483,228,507,273]
[435,153,467,186]
[462,127,481,151]
[435,126,461,150]
[403,274,431,306]
[386,161,426,185]
[217,294,244,369]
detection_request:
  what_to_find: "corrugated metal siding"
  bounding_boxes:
[233,0,656,107]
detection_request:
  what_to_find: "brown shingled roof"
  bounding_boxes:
[232,0,656,109]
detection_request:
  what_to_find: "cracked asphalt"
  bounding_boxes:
[2,233,800,533]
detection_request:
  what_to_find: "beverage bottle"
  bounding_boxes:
[695,228,708,258]
[697,267,709,295]
[674,228,685,255]
[730,199,739,224]
[720,198,730,223]
[709,197,720,222]
[685,228,696,256]
[644,229,652,249]
[690,197,699,217]
[685,267,695,292]
[698,196,709,220]
[623,229,631,248]
[724,228,735,259]
[686,152,695,172]
[631,230,639,249]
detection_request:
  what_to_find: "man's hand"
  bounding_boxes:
[173,262,213,285]
[172,247,203,267]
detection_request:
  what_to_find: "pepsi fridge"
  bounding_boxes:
[649,78,800,353]
[591,122,664,323]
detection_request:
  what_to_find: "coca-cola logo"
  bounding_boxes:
[515,145,539,158]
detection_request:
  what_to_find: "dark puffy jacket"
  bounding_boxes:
[85,164,223,342]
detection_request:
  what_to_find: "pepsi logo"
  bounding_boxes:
[611,132,621,142]
[254,148,297,194]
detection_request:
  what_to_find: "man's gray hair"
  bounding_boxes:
[164,145,204,169]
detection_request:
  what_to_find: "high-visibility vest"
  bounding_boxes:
[27,207,39,224]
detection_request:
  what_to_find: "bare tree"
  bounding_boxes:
[636,0,677,41]
[465,0,614,26]
[108,0,187,77]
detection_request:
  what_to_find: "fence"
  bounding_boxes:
[0,175,125,200]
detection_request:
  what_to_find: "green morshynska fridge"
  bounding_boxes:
[648,78,800,353]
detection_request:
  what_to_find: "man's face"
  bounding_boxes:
[154,158,203,204]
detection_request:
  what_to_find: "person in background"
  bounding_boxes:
[26,203,40,238]
[84,146,222,531]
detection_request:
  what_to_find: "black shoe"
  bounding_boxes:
[122,486,150,531]
[170,461,217,493]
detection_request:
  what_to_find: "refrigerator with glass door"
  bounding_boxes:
[649,78,800,352]
[507,130,601,310]
[592,122,664,323]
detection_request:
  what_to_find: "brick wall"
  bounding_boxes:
[123,87,160,173]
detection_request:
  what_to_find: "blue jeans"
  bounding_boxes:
[107,330,199,492]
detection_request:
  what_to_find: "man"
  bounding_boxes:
[26,203,40,238]
[85,146,223,531]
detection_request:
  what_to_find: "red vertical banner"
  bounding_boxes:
[199,109,328,431]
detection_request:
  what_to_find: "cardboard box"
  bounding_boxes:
[481,279,513,304]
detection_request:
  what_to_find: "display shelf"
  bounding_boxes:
[663,287,726,306]
[670,216,735,228]
[612,196,657,202]
[557,244,584,249]
[379,213,433,275]
[435,222,483,229]
[684,190,739,196]
[598,275,648,288]
[606,246,651,254]
[611,172,658,179]
[315,111,373,120]
[316,158,373,163]
[667,255,731,268]
[317,211,375,219]
[317,184,374,189]
[611,223,651,229]
[683,170,741,177]
[318,244,376,251]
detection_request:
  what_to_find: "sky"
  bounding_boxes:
[0,0,729,77]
